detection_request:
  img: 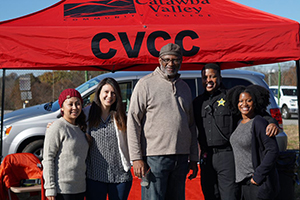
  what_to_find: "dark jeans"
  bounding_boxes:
[240,178,269,200]
[142,155,189,200]
[56,192,85,200]
[200,150,240,200]
[86,178,132,200]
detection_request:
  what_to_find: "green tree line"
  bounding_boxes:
[0,71,106,110]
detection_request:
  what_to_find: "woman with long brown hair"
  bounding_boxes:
[85,77,132,200]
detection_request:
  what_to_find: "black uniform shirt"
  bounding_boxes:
[193,85,239,150]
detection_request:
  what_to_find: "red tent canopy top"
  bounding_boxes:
[0,0,299,71]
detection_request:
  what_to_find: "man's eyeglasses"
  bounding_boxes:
[160,58,181,64]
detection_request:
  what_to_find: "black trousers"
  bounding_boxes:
[200,149,240,200]
[240,178,270,200]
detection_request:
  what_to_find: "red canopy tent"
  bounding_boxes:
[0,1,300,198]
[0,0,299,71]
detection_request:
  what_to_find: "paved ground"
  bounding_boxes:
[283,115,298,125]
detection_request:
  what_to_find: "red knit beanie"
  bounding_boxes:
[58,88,83,108]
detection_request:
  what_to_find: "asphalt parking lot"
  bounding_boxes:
[283,115,299,125]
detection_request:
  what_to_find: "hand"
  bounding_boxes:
[47,196,55,200]
[132,160,147,179]
[188,161,198,180]
[266,123,279,137]
[47,122,54,129]
[250,178,258,185]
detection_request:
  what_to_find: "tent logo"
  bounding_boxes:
[64,0,136,18]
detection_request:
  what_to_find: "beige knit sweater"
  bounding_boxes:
[42,117,89,197]
[127,67,199,162]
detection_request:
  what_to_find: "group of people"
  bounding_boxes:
[42,43,280,200]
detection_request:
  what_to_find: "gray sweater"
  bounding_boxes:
[127,67,199,161]
[42,117,89,197]
[230,119,254,182]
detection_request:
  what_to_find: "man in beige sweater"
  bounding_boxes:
[127,43,199,200]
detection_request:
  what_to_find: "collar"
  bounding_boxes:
[204,83,227,97]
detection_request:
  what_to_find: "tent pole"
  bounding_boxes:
[296,60,300,151]
[0,69,5,160]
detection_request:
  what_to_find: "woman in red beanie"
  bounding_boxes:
[84,78,132,200]
[42,88,89,200]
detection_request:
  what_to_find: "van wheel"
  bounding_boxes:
[22,139,44,161]
[282,106,291,119]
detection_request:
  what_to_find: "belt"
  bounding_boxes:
[207,145,232,154]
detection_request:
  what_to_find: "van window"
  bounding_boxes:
[84,93,94,107]
[222,78,252,89]
[282,88,297,96]
[119,82,132,112]
[182,79,196,99]
[270,89,278,97]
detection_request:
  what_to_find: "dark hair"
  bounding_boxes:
[227,85,270,115]
[201,63,221,78]
[87,77,126,131]
[76,112,87,133]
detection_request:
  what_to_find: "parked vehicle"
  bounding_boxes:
[270,86,298,119]
[1,69,287,160]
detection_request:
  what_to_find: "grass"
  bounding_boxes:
[284,124,300,200]
[286,125,300,150]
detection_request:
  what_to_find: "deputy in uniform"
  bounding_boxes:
[193,63,279,200]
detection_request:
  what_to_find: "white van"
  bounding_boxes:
[1,69,287,160]
[269,86,298,119]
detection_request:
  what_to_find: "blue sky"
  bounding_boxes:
[233,0,300,22]
[0,0,299,22]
